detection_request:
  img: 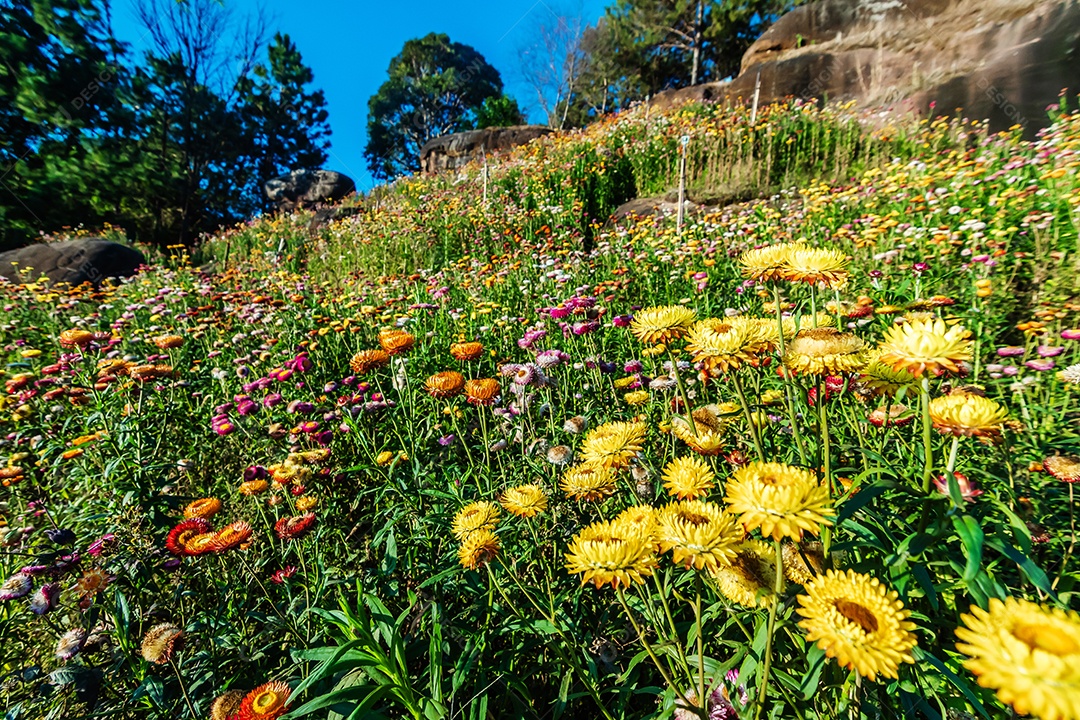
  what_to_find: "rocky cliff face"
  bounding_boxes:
[419,126,553,174]
[655,0,1080,133]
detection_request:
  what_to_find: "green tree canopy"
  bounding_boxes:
[570,0,792,119]
[238,32,332,212]
[364,33,511,181]
[0,0,334,249]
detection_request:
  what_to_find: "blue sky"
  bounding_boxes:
[109,0,609,191]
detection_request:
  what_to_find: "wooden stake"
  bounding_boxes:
[751,70,762,125]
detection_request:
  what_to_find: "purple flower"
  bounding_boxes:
[1025,359,1055,372]
[996,346,1025,357]
[1063,329,1080,341]
[438,434,455,446]
[613,314,632,328]
[29,582,60,614]
[87,534,116,557]
[0,573,33,600]
[535,349,569,368]
[1038,345,1065,358]
[624,360,643,373]
[572,321,600,336]
[517,328,547,349]
[286,353,312,373]
[287,400,315,414]
[244,465,268,481]
[236,399,258,416]
[212,418,235,436]
[263,393,283,408]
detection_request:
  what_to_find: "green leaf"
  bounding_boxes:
[987,535,1057,600]
[798,644,827,700]
[284,682,387,717]
[910,564,939,611]
[381,528,397,576]
[553,671,572,720]
[914,648,990,719]
[952,515,984,582]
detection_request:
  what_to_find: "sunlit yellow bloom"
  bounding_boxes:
[661,456,715,500]
[686,317,771,374]
[877,318,972,377]
[614,505,659,538]
[929,392,1008,438]
[580,421,647,470]
[784,328,867,376]
[458,529,500,570]
[565,520,657,589]
[739,243,802,282]
[957,597,1080,720]
[724,461,834,541]
[499,484,548,518]
[560,463,617,501]
[797,569,917,680]
[781,246,849,288]
[656,500,742,571]
[710,539,779,608]
[451,501,500,540]
[671,405,731,456]
[629,306,698,344]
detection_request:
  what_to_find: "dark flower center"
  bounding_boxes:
[834,600,879,634]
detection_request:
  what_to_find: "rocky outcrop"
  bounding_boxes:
[653,0,1080,133]
[420,125,553,174]
[0,239,146,286]
[265,169,355,210]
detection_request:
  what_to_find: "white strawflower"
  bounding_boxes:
[1063,363,1080,385]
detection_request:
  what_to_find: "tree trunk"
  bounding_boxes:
[691,0,704,86]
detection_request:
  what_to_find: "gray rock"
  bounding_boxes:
[264,169,355,210]
[0,239,146,286]
[652,0,1080,134]
[419,126,554,174]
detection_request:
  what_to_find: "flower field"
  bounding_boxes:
[2,98,1080,720]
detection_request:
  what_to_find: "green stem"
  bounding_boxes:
[489,564,616,720]
[755,539,786,720]
[817,377,831,497]
[945,435,960,475]
[669,346,698,436]
[920,376,933,493]
[168,656,197,719]
[732,371,764,460]
[695,575,705,716]
[772,283,807,462]
[616,589,680,694]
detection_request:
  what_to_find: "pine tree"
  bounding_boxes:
[238,32,331,211]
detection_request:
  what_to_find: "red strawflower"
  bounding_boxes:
[274,512,316,540]
[165,518,212,556]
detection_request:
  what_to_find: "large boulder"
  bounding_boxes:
[653,0,1080,134]
[264,169,355,210]
[0,239,146,286]
[420,125,554,174]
